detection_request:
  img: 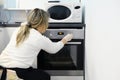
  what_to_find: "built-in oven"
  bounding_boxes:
[37,23,85,76]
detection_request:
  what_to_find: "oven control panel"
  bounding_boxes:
[44,28,84,39]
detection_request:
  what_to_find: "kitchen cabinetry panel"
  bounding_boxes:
[0,27,18,53]
[0,27,5,53]
[4,0,18,9]
[51,76,83,80]
[0,27,17,53]
[19,0,46,10]
[4,27,18,45]
[3,0,47,10]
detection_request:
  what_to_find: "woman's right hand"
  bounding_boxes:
[61,34,73,44]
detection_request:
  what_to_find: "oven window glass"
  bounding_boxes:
[48,5,71,20]
[37,42,84,70]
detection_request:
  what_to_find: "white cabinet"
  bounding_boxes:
[0,0,4,6]
[19,0,47,10]
[0,27,18,53]
[3,0,47,10]
[4,27,17,45]
[4,0,18,9]
[51,76,83,80]
[0,27,5,53]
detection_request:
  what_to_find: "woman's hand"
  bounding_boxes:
[61,34,73,44]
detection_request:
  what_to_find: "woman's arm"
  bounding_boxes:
[41,36,64,54]
[41,34,73,54]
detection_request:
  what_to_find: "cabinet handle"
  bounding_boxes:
[67,42,82,44]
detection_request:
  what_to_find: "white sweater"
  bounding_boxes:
[0,28,64,68]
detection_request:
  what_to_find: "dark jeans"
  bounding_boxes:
[0,66,50,80]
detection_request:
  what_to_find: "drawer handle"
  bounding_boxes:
[67,42,82,44]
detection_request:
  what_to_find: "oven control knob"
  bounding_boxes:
[50,33,53,37]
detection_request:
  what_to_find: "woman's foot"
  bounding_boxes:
[0,69,3,79]
[6,69,23,80]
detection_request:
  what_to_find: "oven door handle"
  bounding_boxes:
[66,42,82,44]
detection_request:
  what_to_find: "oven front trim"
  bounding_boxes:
[45,70,84,76]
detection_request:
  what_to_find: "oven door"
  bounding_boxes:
[37,40,84,76]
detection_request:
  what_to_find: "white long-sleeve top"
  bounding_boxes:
[0,27,64,68]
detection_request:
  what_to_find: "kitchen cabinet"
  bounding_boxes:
[3,0,18,9]
[4,27,18,45]
[0,26,19,53]
[51,76,83,80]
[19,0,47,10]
[3,0,47,10]
[0,0,4,7]
[0,26,18,53]
[0,26,5,53]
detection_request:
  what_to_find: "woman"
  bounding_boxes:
[0,8,73,80]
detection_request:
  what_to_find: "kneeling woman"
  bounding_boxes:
[0,8,73,80]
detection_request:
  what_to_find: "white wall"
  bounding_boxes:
[85,0,120,80]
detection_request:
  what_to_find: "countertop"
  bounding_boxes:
[0,23,20,27]
[0,23,85,28]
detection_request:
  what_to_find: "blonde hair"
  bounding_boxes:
[16,8,49,46]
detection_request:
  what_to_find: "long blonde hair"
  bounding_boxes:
[16,8,49,46]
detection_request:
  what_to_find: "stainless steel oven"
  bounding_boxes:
[37,23,85,76]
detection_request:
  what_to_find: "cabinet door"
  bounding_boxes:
[4,0,18,9]
[19,0,47,9]
[3,0,47,9]
[4,27,17,45]
[51,76,83,80]
[0,27,5,53]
